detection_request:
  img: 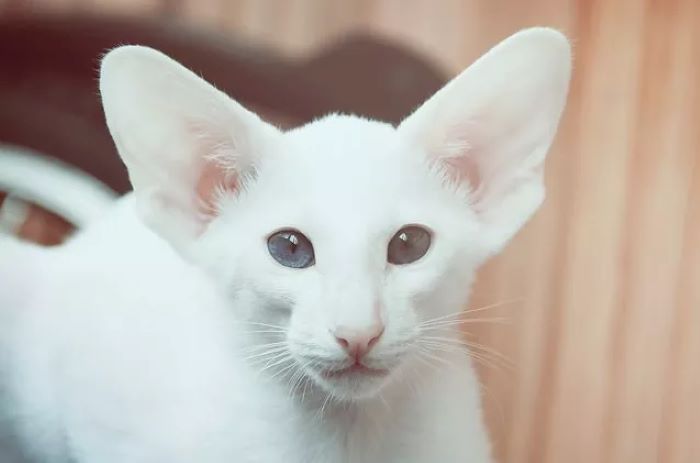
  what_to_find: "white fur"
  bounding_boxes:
[0,28,570,462]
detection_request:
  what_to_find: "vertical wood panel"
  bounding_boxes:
[540,1,646,462]
[606,1,699,461]
[661,148,700,463]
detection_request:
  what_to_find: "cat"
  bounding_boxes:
[0,27,571,463]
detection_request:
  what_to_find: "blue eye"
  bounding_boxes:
[267,229,315,269]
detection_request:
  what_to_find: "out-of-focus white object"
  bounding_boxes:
[0,144,117,231]
[0,194,31,235]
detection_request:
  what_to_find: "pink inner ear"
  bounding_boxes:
[195,160,239,220]
[439,123,488,207]
[186,118,242,222]
[444,154,482,195]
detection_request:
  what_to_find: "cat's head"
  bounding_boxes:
[100,28,570,401]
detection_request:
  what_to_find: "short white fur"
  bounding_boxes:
[0,28,571,463]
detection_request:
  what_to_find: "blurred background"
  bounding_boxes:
[0,1,698,463]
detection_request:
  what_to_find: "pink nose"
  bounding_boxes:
[333,323,385,361]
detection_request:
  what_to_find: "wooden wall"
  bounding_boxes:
[2,1,698,462]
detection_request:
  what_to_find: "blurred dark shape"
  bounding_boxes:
[0,14,446,195]
[0,191,73,245]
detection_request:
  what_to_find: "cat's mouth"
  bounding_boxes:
[320,364,389,379]
[290,345,405,399]
[303,359,396,400]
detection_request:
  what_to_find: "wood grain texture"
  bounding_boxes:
[3,1,698,462]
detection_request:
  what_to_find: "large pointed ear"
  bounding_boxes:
[399,28,571,254]
[100,46,280,253]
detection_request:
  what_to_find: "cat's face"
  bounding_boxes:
[197,116,483,399]
[100,28,571,400]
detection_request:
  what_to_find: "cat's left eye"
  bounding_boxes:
[267,229,315,269]
[387,225,432,265]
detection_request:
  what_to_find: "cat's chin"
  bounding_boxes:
[306,365,394,401]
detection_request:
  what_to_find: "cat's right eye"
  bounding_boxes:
[267,229,315,269]
[387,225,432,265]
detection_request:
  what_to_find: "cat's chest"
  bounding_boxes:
[234,397,425,463]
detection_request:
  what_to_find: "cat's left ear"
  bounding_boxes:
[399,28,571,254]
[100,46,280,253]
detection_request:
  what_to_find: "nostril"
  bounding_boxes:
[367,327,384,350]
[335,336,350,350]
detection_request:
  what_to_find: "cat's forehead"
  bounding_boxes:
[270,114,411,193]
[284,115,397,161]
[249,114,438,229]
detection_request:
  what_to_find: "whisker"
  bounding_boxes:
[239,329,287,335]
[241,341,289,352]
[320,392,334,416]
[287,358,315,400]
[255,352,294,373]
[280,364,301,399]
[420,335,514,366]
[419,316,513,329]
[267,358,300,382]
[417,340,511,374]
[234,321,288,330]
[415,346,452,371]
[242,345,288,361]
[461,298,523,315]
[418,298,522,327]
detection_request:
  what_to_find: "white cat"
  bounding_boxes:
[0,28,570,463]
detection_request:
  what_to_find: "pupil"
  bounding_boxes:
[288,234,298,253]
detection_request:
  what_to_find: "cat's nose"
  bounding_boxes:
[333,323,385,361]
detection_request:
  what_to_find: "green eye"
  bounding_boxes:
[387,226,431,265]
[267,229,315,269]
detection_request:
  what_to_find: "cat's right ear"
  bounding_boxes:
[398,28,571,256]
[100,46,280,254]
